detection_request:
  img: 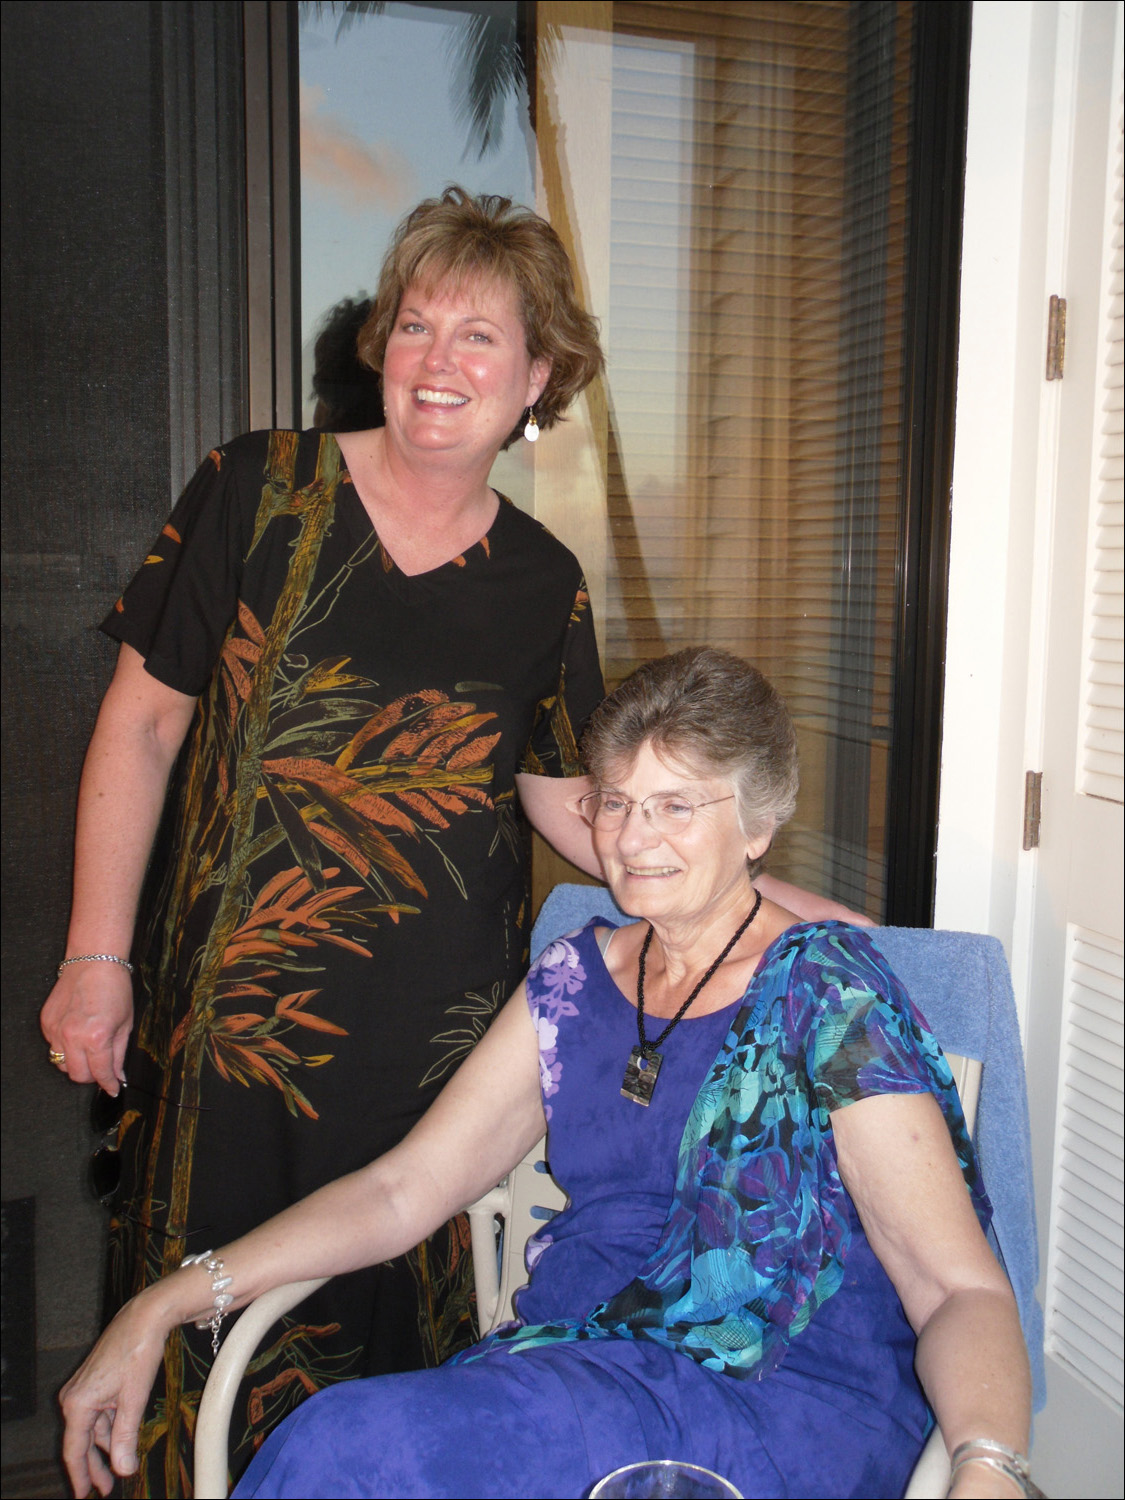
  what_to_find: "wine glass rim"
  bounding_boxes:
[589,1458,742,1499]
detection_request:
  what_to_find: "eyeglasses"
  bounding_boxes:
[87,1084,208,1206]
[87,1086,136,1204]
[87,1086,215,1244]
[577,790,736,834]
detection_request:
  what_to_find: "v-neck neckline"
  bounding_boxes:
[329,432,507,580]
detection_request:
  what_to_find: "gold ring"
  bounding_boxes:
[48,1048,67,1067]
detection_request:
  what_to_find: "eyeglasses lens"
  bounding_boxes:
[88,1146,123,1204]
[88,1088,125,1204]
[584,794,696,833]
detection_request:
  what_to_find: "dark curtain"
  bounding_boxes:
[1,0,245,1448]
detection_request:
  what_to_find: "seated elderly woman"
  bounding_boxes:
[62,647,1033,1500]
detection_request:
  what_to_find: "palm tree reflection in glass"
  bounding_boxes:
[299,1,544,160]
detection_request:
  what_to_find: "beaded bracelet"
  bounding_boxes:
[948,1439,1043,1499]
[57,953,134,976]
[182,1250,234,1355]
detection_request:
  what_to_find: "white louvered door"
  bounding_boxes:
[1024,5,1124,1493]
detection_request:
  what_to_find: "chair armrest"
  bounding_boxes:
[903,1426,951,1498]
[194,1277,328,1499]
[467,1185,511,1333]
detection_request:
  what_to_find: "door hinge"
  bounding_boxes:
[1022,770,1043,850]
[1046,295,1066,380]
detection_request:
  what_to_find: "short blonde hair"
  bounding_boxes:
[357,186,604,448]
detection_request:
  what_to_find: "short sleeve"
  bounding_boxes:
[523,925,590,1120]
[519,579,605,777]
[806,932,940,1114]
[100,443,255,695]
[803,925,991,1224]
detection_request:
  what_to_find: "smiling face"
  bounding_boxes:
[380,276,550,468]
[593,740,772,933]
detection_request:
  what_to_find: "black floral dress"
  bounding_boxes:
[100,429,603,1495]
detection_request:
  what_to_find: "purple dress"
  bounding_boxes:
[235,922,936,1499]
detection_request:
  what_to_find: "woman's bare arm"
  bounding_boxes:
[832,1092,1031,1498]
[516,771,599,873]
[40,643,198,1093]
[754,872,873,926]
[59,983,547,1496]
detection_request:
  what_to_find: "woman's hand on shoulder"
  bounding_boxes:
[40,964,133,1094]
[59,1286,175,1497]
[755,872,874,926]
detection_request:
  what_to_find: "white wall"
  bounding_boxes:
[934,0,1071,1024]
[938,10,1124,1485]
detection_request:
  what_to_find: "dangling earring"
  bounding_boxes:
[523,406,540,443]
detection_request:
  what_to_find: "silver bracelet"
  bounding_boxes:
[182,1250,234,1355]
[948,1440,1042,1499]
[57,953,134,976]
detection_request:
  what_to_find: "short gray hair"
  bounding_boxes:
[582,648,798,875]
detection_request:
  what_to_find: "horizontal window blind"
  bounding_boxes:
[602,0,913,911]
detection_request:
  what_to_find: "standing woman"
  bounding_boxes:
[40,187,607,1494]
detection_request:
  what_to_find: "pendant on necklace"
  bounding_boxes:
[621,1045,663,1106]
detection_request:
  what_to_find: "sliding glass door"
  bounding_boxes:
[271,0,969,921]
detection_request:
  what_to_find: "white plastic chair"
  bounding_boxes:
[194,1144,568,1498]
[466,1140,569,1336]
